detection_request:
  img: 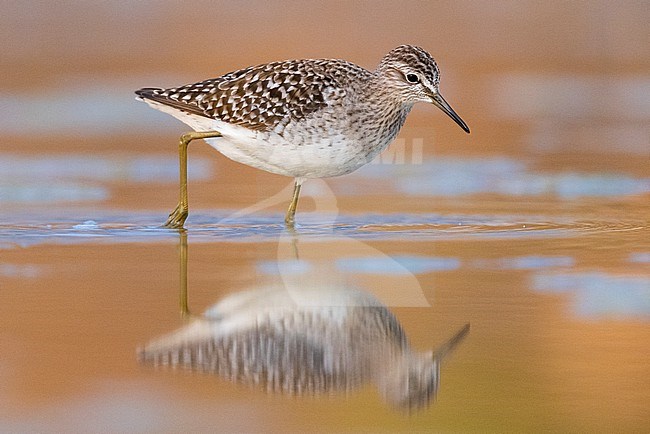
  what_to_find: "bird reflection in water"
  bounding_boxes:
[139,232,469,411]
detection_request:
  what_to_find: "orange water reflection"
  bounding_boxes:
[1,1,649,432]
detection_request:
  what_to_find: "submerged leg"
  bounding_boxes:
[178,229,190,318]
[163,131,222,229]
[284,178,304,227]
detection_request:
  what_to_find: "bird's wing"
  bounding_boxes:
[136,59,368,133]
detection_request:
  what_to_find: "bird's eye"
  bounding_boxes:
[405,73,420,84]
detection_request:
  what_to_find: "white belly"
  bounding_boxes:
[143,99,389,178]
[206,131,379,178]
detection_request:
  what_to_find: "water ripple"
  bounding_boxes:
[0,212,647,246]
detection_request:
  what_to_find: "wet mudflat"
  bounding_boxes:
[1,154,648,432]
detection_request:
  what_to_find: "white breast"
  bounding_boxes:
[142,98,386,178]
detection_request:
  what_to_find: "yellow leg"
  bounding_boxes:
[163,131,222,229]
[284,178,303,227]
[178,229,190,319]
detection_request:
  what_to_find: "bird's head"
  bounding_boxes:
[377,45,470,133]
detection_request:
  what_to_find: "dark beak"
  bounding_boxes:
[429,91,470,134]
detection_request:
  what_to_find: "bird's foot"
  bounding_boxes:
[163,203,188,229]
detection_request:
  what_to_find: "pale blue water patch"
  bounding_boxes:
[629,252,650,263]
[0,379,261,433]
[473,255,575,270]
[0,155,212,183]
[352,157,650,199]
[258,256,460,277]
[533,272,650,319]
[335,255,460,275]
[490,74,650,121]
[0,182,108,204]
[0,79,186,135]
[488,74,650,155]
[551,173,650,199]
[257,259,312,276]
[0,154,212,204]
[0,263,44,278]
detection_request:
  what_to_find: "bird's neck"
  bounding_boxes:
[365,74,413,138]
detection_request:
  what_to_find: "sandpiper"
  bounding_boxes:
[140,284,470,410]
[136,45,470,228]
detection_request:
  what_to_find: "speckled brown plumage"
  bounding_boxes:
[136,59,366,133]
[139,285,469,410]
[135,45,467,143]
[136,45,469,226]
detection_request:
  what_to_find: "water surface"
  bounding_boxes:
[1,2,649,431]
